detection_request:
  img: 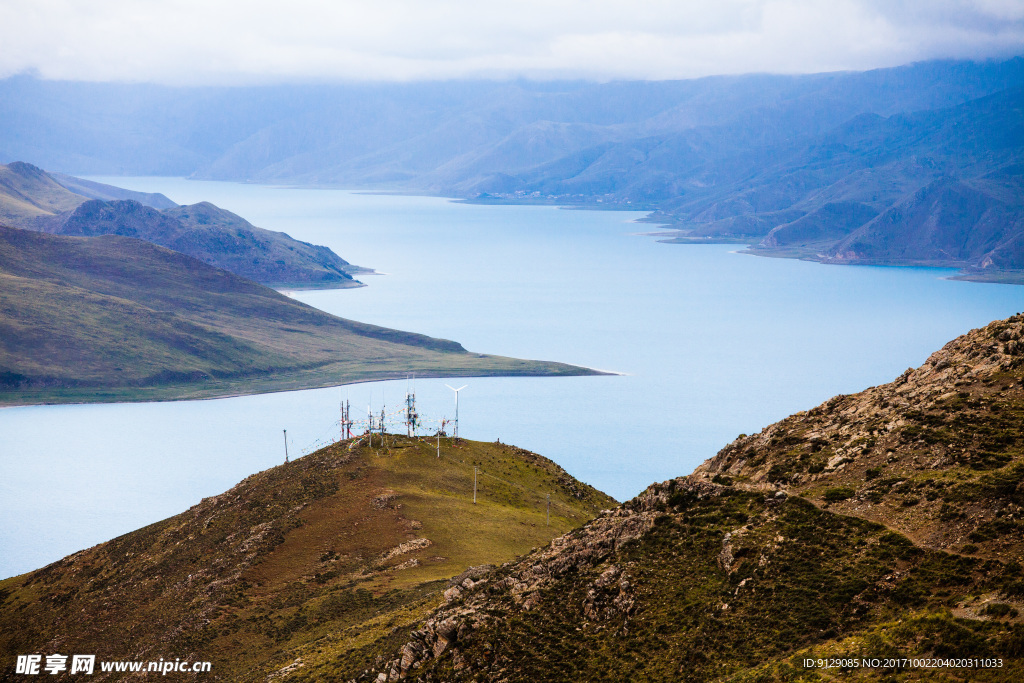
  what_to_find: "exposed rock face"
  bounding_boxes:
[695,315,1024,558]
[358,487,670,681]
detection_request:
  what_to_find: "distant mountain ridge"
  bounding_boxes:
[50,172,178,209]
[652,86,1024,277]
[0,162,365,288]
[1,57,1021,280]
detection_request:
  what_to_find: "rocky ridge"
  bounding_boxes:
[347,316,1024,682]
[696,315,1024,559]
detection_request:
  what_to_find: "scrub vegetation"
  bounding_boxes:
[0,436,615,680]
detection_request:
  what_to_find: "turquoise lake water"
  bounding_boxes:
[2,178,1023,578]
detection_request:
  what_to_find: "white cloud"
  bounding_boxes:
[0,0,1021,83]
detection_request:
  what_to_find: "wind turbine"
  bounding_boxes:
[445,384,467,439]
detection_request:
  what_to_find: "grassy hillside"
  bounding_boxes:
[0,226,597,405]
[164,201,370,286]
[0,162,363,288]
[343,316,1024,682]
[0,161,85,224]
[0,436,616,681]
[0,162,174,227]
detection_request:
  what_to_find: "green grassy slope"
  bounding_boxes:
[345,316,1024,682]
[0,226,597,405]
[0,436,616,682]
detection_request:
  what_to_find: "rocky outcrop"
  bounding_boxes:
[354,486,673,682]
[691,315,1024,557]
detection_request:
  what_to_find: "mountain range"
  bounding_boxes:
[1,58,1021,280]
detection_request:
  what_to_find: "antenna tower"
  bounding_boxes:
[341,399,353,440]
[405,381,419,437]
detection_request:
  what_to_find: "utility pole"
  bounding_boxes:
[473,466,478,504]
[367,403,373,447]
[283,429,289,463]
[445,385,467,440]
[436,418,448,457]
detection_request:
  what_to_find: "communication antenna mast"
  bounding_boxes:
[445,384,467,440]
[405,377,419,437]
[341,398,352,441]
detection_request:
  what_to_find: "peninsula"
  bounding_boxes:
[0,226,598,406]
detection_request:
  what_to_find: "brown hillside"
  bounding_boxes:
[345,316,1024,682]
[0,437,615,682]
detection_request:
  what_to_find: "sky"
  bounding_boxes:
[1,0,1023,84]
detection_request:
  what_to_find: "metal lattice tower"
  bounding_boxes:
[405,389,419,436]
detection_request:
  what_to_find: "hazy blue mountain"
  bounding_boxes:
[1,59,1021,185]
[50,173,177,209]
[2,57,1020,277]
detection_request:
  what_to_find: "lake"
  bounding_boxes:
[3,178,1023,578]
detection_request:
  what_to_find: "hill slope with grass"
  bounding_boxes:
[345,316,1024,682]
[0,226,596,405]
[0,162,363,288]
[0,436,616,681]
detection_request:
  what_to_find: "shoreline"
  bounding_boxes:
[0,361,611,409]
[116,177,1024,286]
[654,234,1024,286]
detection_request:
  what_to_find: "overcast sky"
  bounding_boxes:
[1,0,1022,84]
